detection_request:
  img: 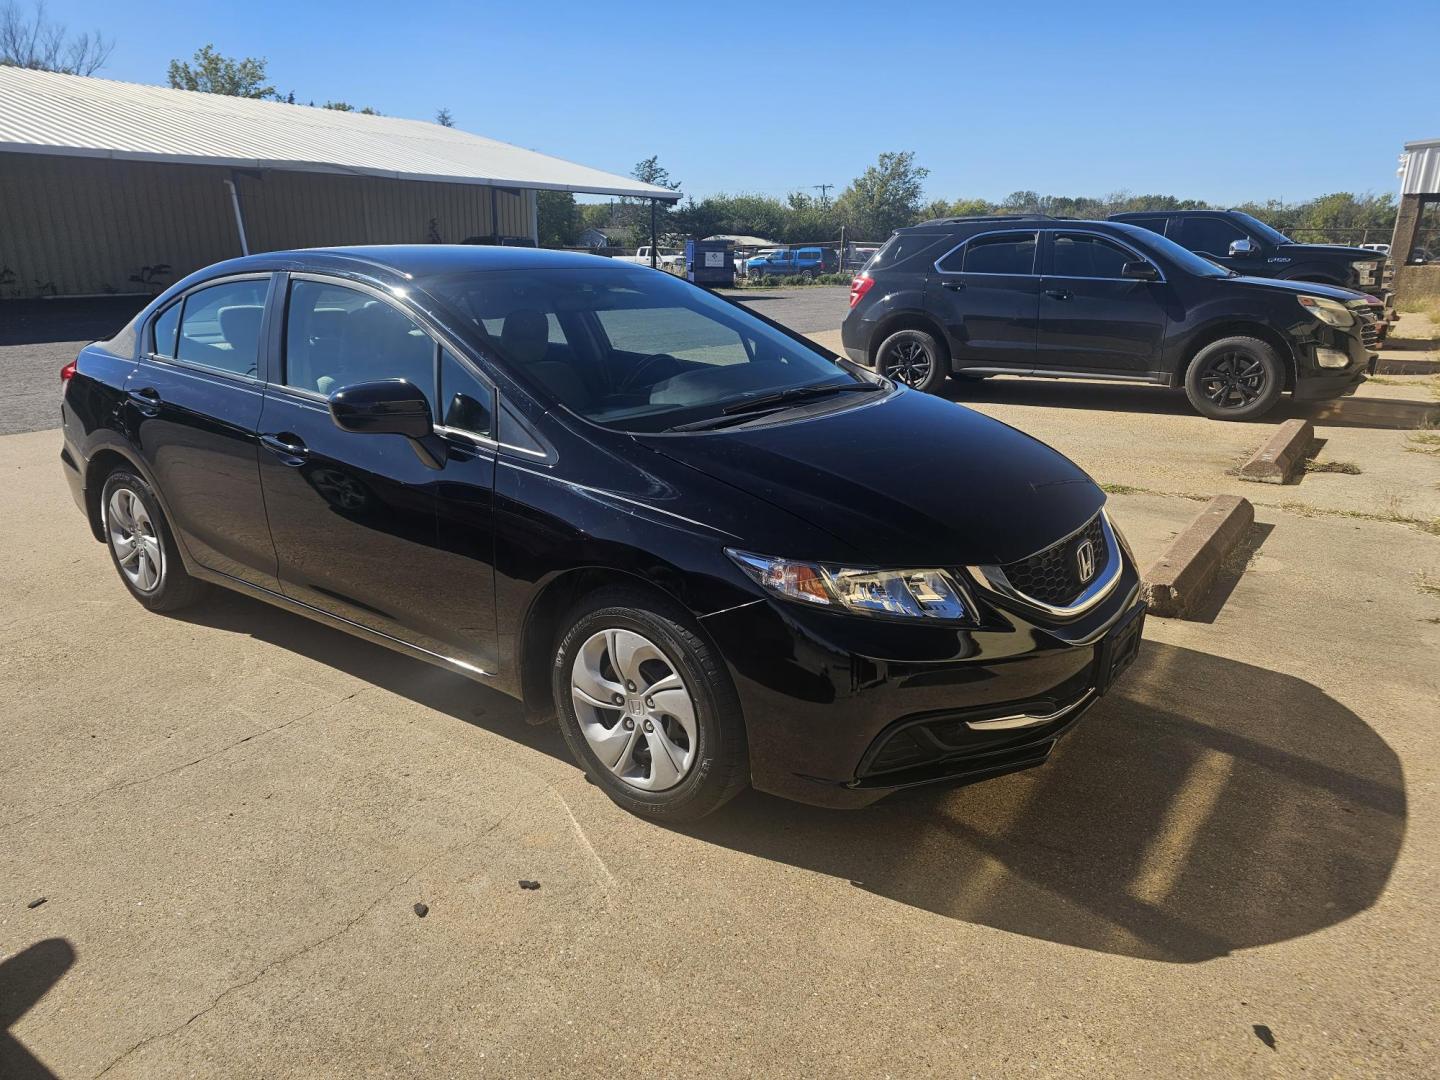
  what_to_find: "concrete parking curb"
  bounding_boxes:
[1141,494,1255,619]
[1238,418,1313,484]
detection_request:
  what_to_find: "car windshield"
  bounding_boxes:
[1232,212,1293,246]
[421,266,866,433]
[1113,225,1234,278]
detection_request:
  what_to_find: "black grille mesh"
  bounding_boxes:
[999,515,1109,607]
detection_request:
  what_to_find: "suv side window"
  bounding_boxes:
[1050,234,1142,279]
[1175,216,1250,257]
[938,232,1037,275]
[1122,216,1168,236]
[284,279,436,411]
[176,279,269,377]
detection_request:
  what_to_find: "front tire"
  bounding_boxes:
[1183,336,1284,420]
[100,469,207,611]
[552,588,748,822]
[876,328,948,393]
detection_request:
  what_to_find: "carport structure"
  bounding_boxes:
[0,67,680,299]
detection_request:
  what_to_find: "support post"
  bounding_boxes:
[650,199,658,268]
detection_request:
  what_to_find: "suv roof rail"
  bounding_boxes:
[910,213,1061,228]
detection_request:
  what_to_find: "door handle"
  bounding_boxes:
[943,281,966,291]
[127,386,161,414]
[259,432,309,466]
[1043,289,1073,301]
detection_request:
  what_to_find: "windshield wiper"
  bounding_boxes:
[720,382,880,415]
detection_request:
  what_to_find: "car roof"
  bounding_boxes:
[194,244,622,280]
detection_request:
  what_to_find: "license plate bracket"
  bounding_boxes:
[1096,604,1145,694]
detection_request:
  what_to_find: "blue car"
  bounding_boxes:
[744,247,827,280]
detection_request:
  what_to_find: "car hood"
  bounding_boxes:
[1276,243,1384,262]
[1230,275,1369,303]
[634,389,1103,567]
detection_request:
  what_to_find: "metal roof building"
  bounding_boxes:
[0,67,680,299]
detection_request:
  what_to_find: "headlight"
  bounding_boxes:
[1353,261,1378,271]
[726,549,971,621]
[1297,295,1355,327]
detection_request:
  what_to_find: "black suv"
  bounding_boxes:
[842,216,1379,420]
[1110,210,1387,295]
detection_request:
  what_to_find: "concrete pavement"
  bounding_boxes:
[2,417,1437,1076]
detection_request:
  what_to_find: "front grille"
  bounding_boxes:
[998,514,1109,608]
[1355,307,1381,349]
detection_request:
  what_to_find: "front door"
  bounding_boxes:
[926,230,1040,372]
[1034,232,1169,375]
[256,276,499,671]
[125,275,280,590]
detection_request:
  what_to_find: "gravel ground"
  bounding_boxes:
[718,285,851,334]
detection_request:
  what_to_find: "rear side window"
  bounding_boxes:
[176,279,269,377]
[1050,234,1139,278]
[938,232,1037,275]
[151,302,181,357]
[1121,216,1168,236]
[867,233,944,272]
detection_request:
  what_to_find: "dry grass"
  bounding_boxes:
[1419,572,1440,598]
[1304,460,1362,475]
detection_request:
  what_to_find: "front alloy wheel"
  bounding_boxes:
[552,587,749,821]
[570,628,697,791]
[1183,336,1283,420]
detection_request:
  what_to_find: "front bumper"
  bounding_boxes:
[700,558,1145,808]
[1292,331,1372,401]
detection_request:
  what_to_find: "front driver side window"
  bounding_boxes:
[285,280,436,412]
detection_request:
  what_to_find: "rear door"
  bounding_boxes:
[124,274,280,589]
[1034,231,1169,375]
[256,275,499,670]
[925,230,1040,372]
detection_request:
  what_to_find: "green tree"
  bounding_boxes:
[537,189,579,247]
[435,107,454,127]
[0,0,112,74]
[835,151,930,239]
[322,101,379,115]
[167,44,274,98]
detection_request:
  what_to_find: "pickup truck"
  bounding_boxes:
[743,246,828,281]
[613,247,684,271]
[1110,210,1386,292]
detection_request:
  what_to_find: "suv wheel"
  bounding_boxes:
[876,328,947,393]
[1184,336,1284,420]
[100,469,208,611]
[552,588,749,821]
[799,270,814,284]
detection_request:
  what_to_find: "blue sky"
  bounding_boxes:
[50,0,1440,205]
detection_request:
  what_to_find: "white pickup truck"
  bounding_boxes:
[613,247,684,271]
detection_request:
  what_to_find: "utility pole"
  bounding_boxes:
[813,183,834,208]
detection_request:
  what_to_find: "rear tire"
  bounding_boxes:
[552,587,749,822]
[100,469,208,612]
[1183,336,1284,421]
[876,328,948,394]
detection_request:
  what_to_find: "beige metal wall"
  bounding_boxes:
[0,151,535,298]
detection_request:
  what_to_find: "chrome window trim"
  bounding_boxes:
[138,350,264,387]
[1045,229,1168,283]
[932,230,1040,276]
[966,688,1096,731]
[966,510,1124,619]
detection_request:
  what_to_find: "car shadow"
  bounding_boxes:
[942,377,1440,430]
[0,938,76,1080]
[177,595,1405,965]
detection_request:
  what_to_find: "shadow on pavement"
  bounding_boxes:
[0,938,76,1080]
[943,377,1440,430]
[179,596,1405,965]
[0,297,147,347]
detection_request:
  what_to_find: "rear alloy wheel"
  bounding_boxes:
[100,469,207,611]
[876,328,948,393]
[1183,336,1284,421]
[553,588,748,821]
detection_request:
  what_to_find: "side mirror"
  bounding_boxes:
[1228,238,1256,257]
[1121,260,1159,281]
[329,379,433,439]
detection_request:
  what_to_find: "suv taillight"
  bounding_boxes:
[60,359,77,385]
[849,275,874,308]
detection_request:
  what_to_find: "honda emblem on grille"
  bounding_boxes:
[1075,539,1096,584]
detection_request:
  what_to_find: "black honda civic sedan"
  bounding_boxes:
[60,246,1145,821]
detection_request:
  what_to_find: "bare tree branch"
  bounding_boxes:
[0,1,113,75]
